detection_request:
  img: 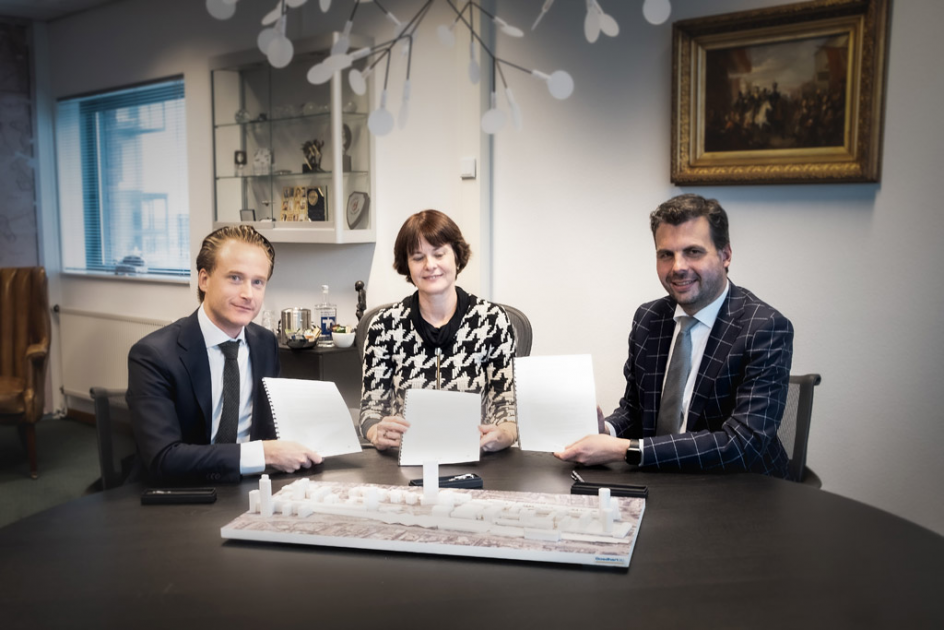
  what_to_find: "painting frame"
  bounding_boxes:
[671,0,890,185]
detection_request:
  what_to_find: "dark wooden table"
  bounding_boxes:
[1,448,941,629]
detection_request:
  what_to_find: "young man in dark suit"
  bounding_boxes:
[128,226,321,483]
[556,194,794,478]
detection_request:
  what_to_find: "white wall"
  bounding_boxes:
[490,0,944,536]
[39,0,487,405]
[37,0,944,536]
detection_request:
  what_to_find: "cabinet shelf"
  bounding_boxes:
[215,170,369,181]
[213,111,367,130]
[210,33,375,244]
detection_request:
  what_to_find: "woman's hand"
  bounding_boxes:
[366,416,410,451]
[479,423,517,452]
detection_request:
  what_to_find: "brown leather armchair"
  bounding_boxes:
[0,267,51,479]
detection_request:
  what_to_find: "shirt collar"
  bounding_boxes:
[673,279,729,329]
[198,302,247,348]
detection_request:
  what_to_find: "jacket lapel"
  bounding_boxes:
[178,310,213,440]
[688,284,745,422]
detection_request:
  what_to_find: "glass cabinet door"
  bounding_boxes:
[211,35,374,244]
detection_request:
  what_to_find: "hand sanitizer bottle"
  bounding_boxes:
[316,285,336,347]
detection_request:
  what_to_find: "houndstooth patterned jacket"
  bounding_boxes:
[607,282,794,478]
[359,294,517,438]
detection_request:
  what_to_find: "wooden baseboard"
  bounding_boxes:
[67,409,96,427]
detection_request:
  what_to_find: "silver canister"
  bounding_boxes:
[279,307,312,345]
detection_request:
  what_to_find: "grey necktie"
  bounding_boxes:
[216,340,240,444]
[656,316,697,435]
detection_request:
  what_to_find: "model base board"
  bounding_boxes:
[221,476,645,568]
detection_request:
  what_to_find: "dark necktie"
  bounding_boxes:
[216,340,240,443]
[656,316,697,435]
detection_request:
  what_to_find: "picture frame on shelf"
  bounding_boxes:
[671,0,889,185]
[279,186,308,222]
[234,150,247,177]
[306,186,327,222]
[239,209,256,222]
[346,191,369,229]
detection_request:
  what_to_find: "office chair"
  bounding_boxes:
[90,387,139,490]
[778,374,822,487]
[355,302,533,361]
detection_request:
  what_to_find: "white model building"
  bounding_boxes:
[242,466,635,544]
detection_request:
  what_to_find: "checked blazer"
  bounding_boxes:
[606,283,794,478]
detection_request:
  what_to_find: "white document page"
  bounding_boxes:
[262,378,363,457]
[399,389,481,466]
[514,355,599,452]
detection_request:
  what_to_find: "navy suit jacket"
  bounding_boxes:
[127,310,280,484]
[607,283,794,478]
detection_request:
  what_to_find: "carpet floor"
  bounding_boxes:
[0,418,101,530]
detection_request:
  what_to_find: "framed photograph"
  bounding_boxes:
[239,209,255,222]
[306,186,327,222]
[346,191,370,229]
[671,0,890,185]
[279,186,309,222]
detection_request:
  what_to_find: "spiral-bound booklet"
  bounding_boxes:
[513,355,599,452]
[262,377,362,457]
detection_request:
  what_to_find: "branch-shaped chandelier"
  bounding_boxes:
[206,0,672,136]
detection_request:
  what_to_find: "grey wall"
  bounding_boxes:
[0,21,38,266]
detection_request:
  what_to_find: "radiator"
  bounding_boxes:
[59,308,170,398]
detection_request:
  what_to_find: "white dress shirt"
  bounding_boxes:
[198,304,265,474]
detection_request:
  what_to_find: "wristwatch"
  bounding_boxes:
[624,439,642,466]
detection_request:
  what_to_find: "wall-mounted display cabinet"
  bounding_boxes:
[211,34,374,244]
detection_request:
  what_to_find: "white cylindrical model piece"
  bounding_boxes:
[423,460,439,504]
[249,489,260,513]
[598,487,611,510]
[366,486,380,511]
[260,474,274,517]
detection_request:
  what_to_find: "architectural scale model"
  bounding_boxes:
[221,463,645,568]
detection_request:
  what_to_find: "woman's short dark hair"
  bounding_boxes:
[649,194,730,251]
[393,210,471,284]
[195,225,275,302]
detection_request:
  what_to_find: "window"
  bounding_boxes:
[56,78,189,278]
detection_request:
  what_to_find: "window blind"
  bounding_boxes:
[56,78,190,278]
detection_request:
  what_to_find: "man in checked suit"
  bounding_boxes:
[128,226,321,484]
[556,194,794,478]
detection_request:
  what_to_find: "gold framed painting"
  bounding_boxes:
[671,0,890,185]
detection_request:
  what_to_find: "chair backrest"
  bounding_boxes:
[90,387,138,490]
[778,374,822,483]
[498,303,532,358]
[0,267,50,383]
[355,301,533,361]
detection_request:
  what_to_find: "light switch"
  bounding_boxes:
[460,157,477,180]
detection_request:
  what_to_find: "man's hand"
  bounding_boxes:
[262,440,322,473]
[366,416,410,451]
[554,435,630,466]
[479,423,517,452]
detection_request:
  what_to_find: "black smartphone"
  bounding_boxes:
[409,473,483,489]
[141,488,218,505]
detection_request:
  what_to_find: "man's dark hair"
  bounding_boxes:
[649,194,730,252]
